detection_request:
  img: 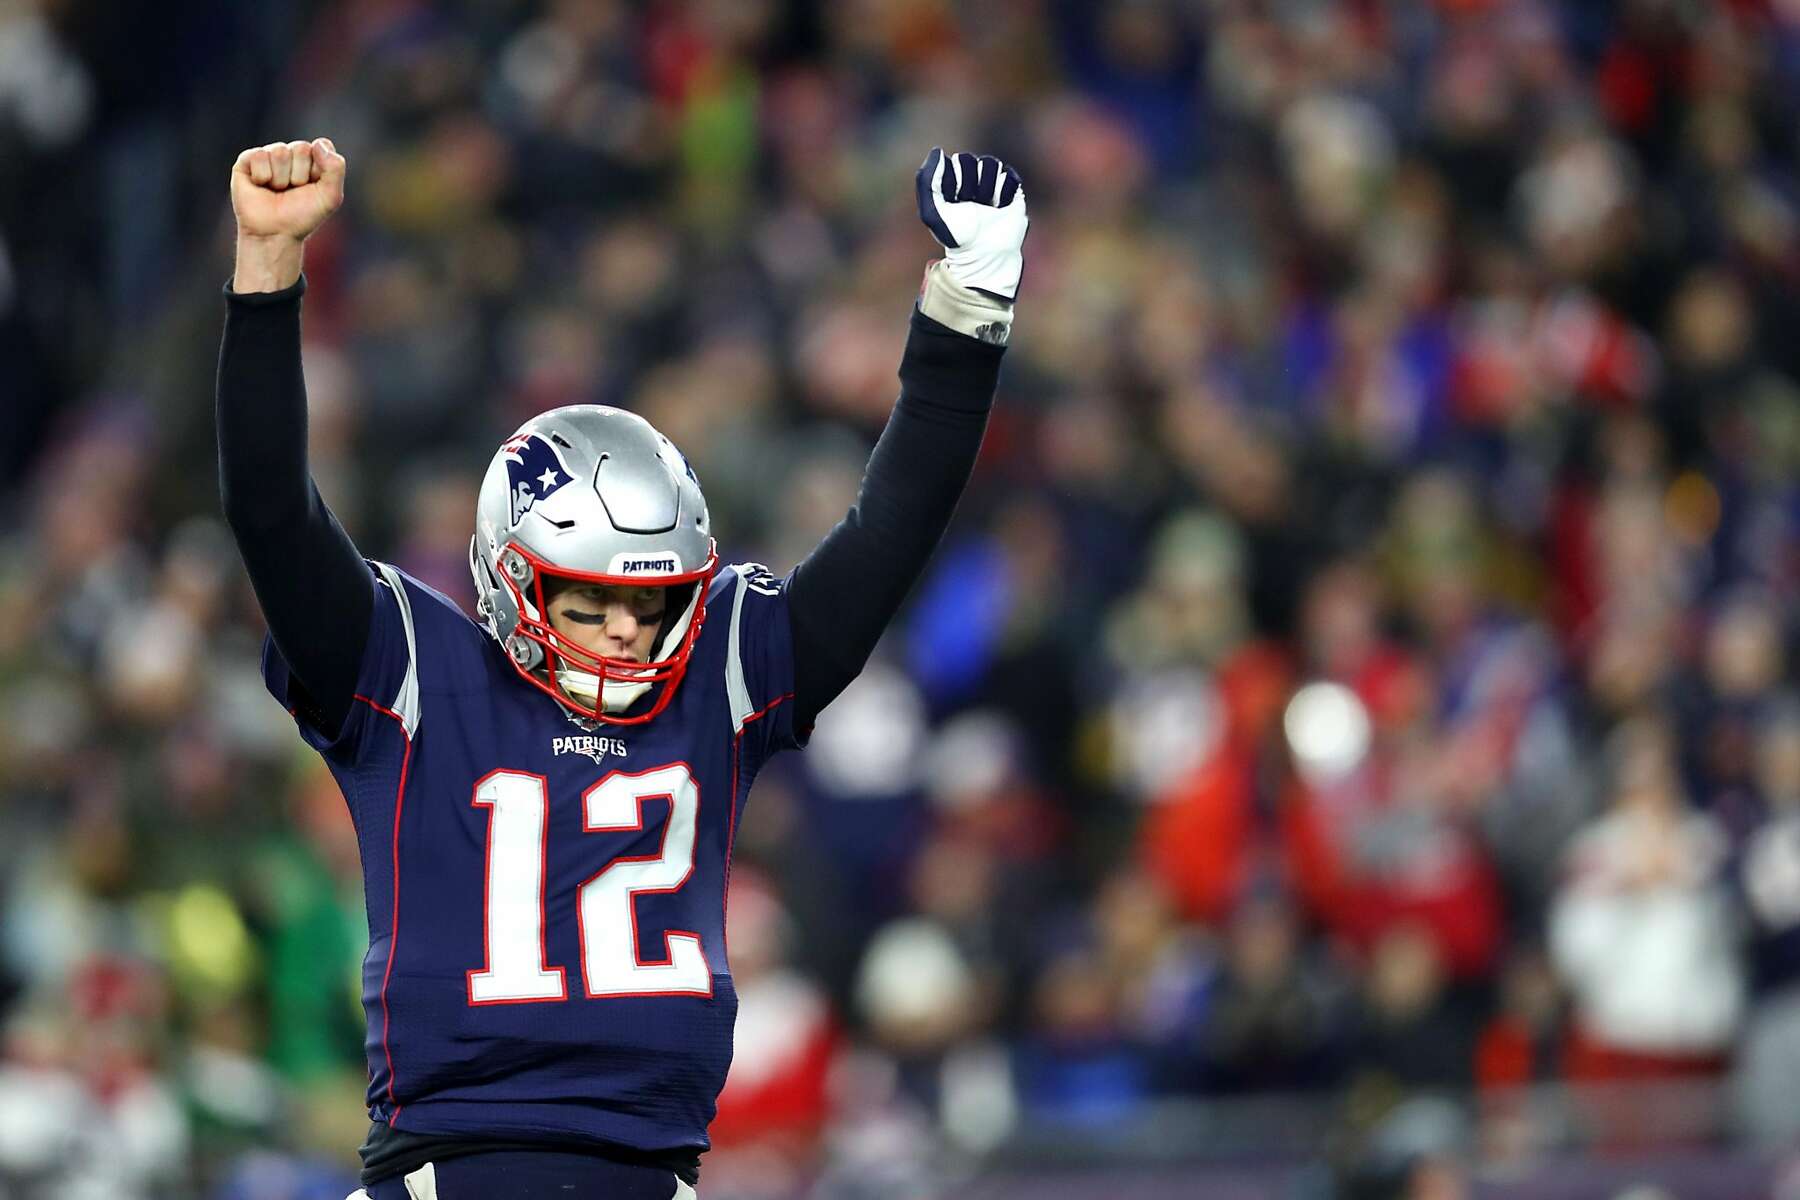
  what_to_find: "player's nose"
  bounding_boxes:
[602,603,639,645]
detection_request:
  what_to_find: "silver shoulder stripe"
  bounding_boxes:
[373,562,422,738]
[725,566,754,733]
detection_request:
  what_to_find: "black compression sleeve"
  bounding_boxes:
[217,276,372,736]
[787,309,1004,728]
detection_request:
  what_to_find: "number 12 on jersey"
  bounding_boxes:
[466,764,712,1004]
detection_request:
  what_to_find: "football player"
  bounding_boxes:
[217,137,1025,1199]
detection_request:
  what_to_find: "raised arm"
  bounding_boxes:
[218,138,371,736]
[787,149,1027,728]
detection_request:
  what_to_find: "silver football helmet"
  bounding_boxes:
[469,405,717,724]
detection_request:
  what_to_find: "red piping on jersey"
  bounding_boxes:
[354,692,413,1124]
[723,692,793,958]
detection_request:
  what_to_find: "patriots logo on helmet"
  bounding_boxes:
[501,434,574,527]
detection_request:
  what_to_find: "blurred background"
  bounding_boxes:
[1,0,1798,1197]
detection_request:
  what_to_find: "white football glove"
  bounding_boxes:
[916,147,1028,301]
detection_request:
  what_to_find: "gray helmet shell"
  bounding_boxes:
[470,405,714,686]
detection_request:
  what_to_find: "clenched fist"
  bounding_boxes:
[915,147,1027,301]
[230,138,346,294]
[912,147,1027,344]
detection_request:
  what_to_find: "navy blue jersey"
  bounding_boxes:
[263,561,801,1157]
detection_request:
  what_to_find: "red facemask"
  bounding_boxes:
[496,539,718,725]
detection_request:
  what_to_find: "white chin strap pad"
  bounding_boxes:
[556,667,653,714]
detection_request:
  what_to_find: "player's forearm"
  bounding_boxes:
[218,278,317,532]
[787,306,1004,721]
[216,277,371,730]
[233,233,305,294]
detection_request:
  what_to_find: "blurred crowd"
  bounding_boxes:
[2,0,1799,1197]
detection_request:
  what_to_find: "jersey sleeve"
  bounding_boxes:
[262,561,423,763]
[721,563,806,758]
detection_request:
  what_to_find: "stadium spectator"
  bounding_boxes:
[1551,717,1744,1082]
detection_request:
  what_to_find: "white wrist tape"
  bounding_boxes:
[916,260,1013,346]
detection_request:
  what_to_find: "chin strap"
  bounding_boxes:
[555,667,653,714]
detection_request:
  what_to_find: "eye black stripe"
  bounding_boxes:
[559,607,665,626]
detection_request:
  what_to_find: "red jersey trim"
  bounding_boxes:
[354,692,413,1124]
